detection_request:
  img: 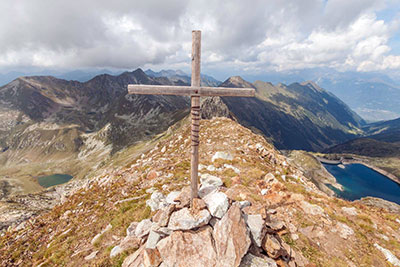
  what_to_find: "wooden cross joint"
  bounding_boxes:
[128,30,255,202]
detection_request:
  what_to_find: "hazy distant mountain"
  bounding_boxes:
[324,117,400,157]
[145,69,221,87]
[0,69,123,86]
[144,69,187,78]
[244,68,400,122]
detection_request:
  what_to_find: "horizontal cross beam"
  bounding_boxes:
[128,84,255,97]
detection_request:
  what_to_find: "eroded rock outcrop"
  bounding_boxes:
[213,204,251,266]
[157,226,217,266]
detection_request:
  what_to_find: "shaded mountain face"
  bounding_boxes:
[325,138,400,157]
[324,117,400,157]
[0,69,189,163]
[362,117,400,143]
[212,77,364,151]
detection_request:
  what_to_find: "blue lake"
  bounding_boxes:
[323,163,400,205]
[37,174,73,188]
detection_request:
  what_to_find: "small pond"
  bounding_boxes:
[37,174,73,188]
[323,163,400,205]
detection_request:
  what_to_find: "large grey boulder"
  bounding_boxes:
[198,185,218,198]
[166,191,180,205]
[146,230,162,249]
[200,173,223,187]
[244,214,265,247]
[203,191,229,219]
[146,191,167,211]
[110,236,141,258]
[168,207,211,230]
[157,226,217,266]
[212,151,233,162]
[135,219,153,238]
[213,204,251,266]
[239,253,277,267]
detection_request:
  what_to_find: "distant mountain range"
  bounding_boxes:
[0,68,368,167]
[0,69,125,86]
[2,67,400,201]
[325,117,400,157]
[3,68,399,122]
[243,68,400,122]
[3,67,400,167]
[0,69,189,170]
[144,69,221,87]
[207,77,364,151]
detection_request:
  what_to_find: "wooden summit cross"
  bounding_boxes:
[128,30,255,202]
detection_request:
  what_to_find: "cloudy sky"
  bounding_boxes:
[0,0,400,78]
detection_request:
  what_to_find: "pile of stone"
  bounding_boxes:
[113,174,306,267]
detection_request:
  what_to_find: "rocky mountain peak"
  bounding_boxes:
[300,80,323,91]
[222,76,255,89]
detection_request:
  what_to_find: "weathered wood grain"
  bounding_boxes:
[127,30,255,204]
[190,30,201,200]
[128,85,255,97]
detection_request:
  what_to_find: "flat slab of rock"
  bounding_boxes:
[146,230,162,249]
[135,219,153,238]
[123,246,145,267]
[200,173,223,187]
[143,248,162,267]
[244,214,265,247]
[239,253,277,267]
[110,236,141,258]
[84,250,98,261]
[152,204,175,227]
[341,207,358,216]
[174,186,191,209]
[166,191,180,205]
[374,243,400,266]
[157,226,217,267]
[203,191,229,219]
[213,204,251,266]
[198,185,218,198]
[168,207,211,230]
[146,191,167,212]
[299,201,324,216]
[262,234,287,259]
[126,222,138,236]
[212,151,233,162]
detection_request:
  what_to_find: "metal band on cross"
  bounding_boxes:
[128,30,255,203]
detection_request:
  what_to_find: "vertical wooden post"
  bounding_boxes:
[190,30,201,201]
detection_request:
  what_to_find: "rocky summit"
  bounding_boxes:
[1,117,400,266]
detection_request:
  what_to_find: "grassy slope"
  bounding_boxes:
[0,118,399,266]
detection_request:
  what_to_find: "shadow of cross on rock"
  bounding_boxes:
[127,30,254,203]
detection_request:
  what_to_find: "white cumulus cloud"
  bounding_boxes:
[0,0,399,74]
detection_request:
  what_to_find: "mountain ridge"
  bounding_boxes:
[1,117,399,266]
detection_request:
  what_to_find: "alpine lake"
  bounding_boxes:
[37,174,73,188]
[323,163,400,205]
